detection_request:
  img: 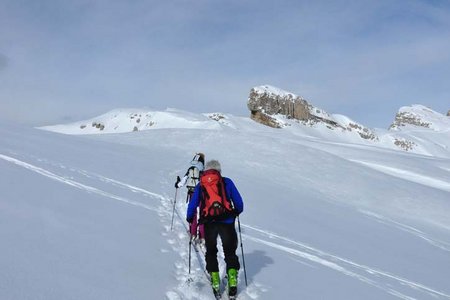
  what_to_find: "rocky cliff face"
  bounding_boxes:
[247,85,377,140]
[247,86,312,125]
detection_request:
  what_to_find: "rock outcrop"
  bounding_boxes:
[389,108,431,130]
[394,138,416,152]
[387,105,450,152]
[389,105,450,131]
[248,86,311,122]
[447,110,450,116]
[247,85,377,140]
[247,85,340,127]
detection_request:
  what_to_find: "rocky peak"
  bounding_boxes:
[247,85,377,140]
[247,85,313,125]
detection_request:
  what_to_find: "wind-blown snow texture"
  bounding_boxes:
[1,108,450,299]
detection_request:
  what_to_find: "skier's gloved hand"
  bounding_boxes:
[186,217,193,224]
[174,176,181,188]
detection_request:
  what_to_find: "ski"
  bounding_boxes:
[193,238,199,252]
[212,288,221,299]
[228,288,237,299]
[189,234,239,299]
[227,285,238,299]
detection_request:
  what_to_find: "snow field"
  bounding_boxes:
[1,119,449,299]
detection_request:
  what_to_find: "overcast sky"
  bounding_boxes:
[1,0,449,128]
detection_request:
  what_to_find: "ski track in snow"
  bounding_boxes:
[0,153,262,299]
[0,153,159,212]
[241,225,450,300]
[59,160,450,299]
[359,210,450,253]
[244,236,416,300]
[349,159,450,192]
[76,169,166,201]
[3,153,450,300]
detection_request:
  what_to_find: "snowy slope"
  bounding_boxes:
[40,107,450,159]
[2,116,450,300]
[39,89,450,159]
[383,105,450,157]
[39,108,225,134]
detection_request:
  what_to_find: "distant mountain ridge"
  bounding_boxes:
[39,85,450,158]
[39,108,234,135]
[246,85,449,155]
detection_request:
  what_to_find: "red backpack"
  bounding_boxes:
[199,169,234,223]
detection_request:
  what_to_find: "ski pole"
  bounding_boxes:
[170,188,178,231]
[237,216,248,286]
[188,235,192,274]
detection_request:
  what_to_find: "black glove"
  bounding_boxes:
[174,176,181,188]
[186,217,193,224]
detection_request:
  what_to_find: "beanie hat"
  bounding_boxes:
[205,160,221,173]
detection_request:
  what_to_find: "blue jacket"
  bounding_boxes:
[187,177,244,224]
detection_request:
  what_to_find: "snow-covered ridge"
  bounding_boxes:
[389,104,450,131]
[38,86,450,158]
[252,85,303,100]
[39,108,234,135]
[247,85,450,156]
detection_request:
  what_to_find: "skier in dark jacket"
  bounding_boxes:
[186,159,244,298]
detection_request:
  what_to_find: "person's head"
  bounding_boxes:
[192,152,205,165]
[191,153,205,170]
[197,153,205,165]
[205,160,221,173]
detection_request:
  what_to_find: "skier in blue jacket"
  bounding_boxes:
[186,159,244,298]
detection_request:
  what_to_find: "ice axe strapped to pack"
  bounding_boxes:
[199,169,234,222]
